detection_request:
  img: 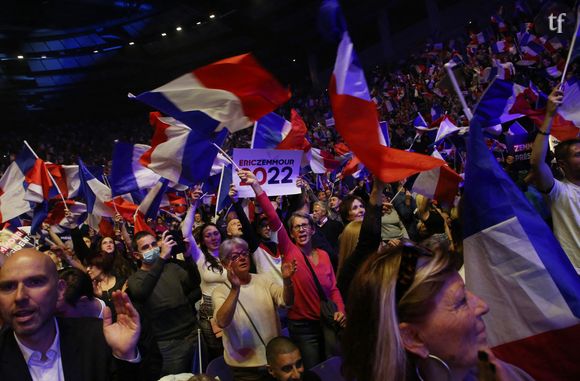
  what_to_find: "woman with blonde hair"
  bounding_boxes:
[342,241,533,381]
[337,221,362,274]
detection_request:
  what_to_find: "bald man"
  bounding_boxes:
[266,337,321,381]
[0,249,140,381]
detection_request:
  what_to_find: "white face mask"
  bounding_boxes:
[142,247,160,264]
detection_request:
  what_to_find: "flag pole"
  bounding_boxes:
[444,63,473,120]
[212,143,241,171]
[102,176,120,216]
[559,6,580,88]
[23,140,69,211]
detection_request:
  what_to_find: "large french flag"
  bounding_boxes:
[131,53,290,134]
[252,109,311,152]
[463,113,580,380]
[23,159,54,204]
[0,146,36,222]
[140,112,228,186]
[110,141,161,196]
[324,1,444,183]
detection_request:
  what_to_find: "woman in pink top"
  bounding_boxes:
[238,170,346,369]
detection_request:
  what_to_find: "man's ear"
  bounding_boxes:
[56,279,67,306]
[399,322,429,358]
[266,364,275,378]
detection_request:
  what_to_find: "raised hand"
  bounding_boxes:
[189,184,203,203]
[226,262,241,289]
[159,230,176,259]
[103,291,140,360]
[546,87,563,116]
[281,259,297,279]
[228,183,239,203]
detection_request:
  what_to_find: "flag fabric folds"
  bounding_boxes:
[309,148,350,174]
[411,150,462,206]
[110,141,161,196]
[252,110,311,152]
[77,159,113,218]
[131,53,291,134]
[45,164,80,199]
[0,146,37,222]
[140,112,228,186]
[463,113,580,380]
[136,179,170,222]
[434,117,460,143]
[472,78,525,127]
[215,164,233,219]
[325,5,444,183]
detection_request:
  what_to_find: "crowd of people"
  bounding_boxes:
[0,1,579,381]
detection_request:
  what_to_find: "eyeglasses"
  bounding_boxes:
[292,223,311,232]
[395,240,433,304]
[229,250,249,262]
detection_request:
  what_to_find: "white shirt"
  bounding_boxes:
[14,318,64,381]
[548,179,580,273]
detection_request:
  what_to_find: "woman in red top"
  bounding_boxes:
[238,170,345,369]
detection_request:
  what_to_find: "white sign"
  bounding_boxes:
[233,149,302,198]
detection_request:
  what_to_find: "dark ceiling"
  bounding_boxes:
[0,0,441,123]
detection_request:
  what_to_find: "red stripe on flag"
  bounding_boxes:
[493,324,580,380]
[329,78,444,183]
[193,53,291,121]
[140,112,171,167]
[433,165,462,206]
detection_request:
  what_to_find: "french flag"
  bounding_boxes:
[413,113,436,131]
[252,109,311,152]
[134,179,169,235]
[45,200,87,230]
[104,197,138,222]
[471,78,525,127]
[0,146,36,223]
[140,112,228,186]
[463,113,580,380]
[214,164,233,220]
[131,53,291,134]
[490,40,508,54]
[45,164,79,199]
[77,159,113,218]
[324,0,443,183]
[110,141,161,196]
[23,159,54,204]
[309,148,350,174]
[411,149,461,206]
[434,117,460,143]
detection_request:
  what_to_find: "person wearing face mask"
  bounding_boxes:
[127,230,201,376]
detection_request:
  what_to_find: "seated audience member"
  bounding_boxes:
[0,249,141,380]
[127,230,200,376]
[213,238,296,381]
[530,88,579,272]
[56,267,106,318]
[341,241,534,381]
[266,336,321,381]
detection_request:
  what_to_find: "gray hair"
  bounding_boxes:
[218,237,249,263]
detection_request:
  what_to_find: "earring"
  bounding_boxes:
[415,354,452,381]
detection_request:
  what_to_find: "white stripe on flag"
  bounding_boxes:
[464,216,580,346]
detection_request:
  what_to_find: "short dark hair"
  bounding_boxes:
[266,336,299,365]
[554,138,580,163]
[132,231,155,252]
[340,195,365,223]
[59,268,94,307]
[88,253,115,274]
[287,212,314,231]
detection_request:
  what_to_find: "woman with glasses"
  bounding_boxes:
[238,170,346,369]
[342,241,534,381]
[213,237,296,381]
[182,186,228,362]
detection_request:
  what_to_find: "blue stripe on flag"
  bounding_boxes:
[253,113,287,149]
[111,141,139,196]
[179,129,229,186]
[464,117,580,317]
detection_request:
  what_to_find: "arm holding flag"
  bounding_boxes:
[530,88,563,192]
[181,186,205,263]
[229,184,260,253]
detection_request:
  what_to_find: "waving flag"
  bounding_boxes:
[323,0,444,183]
[310,148,350,174]
[24,159,53,204]
[45,164,79,199]
[140,112,228,186]
[136,178,170,222]
[131,53,290,134]
[472,78,525,127]
[434,117,460,143]
[463,112,580,380]
[0,146,36,222]
[411,150,461,206]
[252,109,311,152]
[45,200,87,230]
[78,159,113,218]
[105,197,138,221]
[110,141,161,196]
[413,113,436,131]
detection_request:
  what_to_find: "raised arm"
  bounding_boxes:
[181,186,204,262]
[530,88,562,192]
[229,184,260,253]
[337,177,386,299]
